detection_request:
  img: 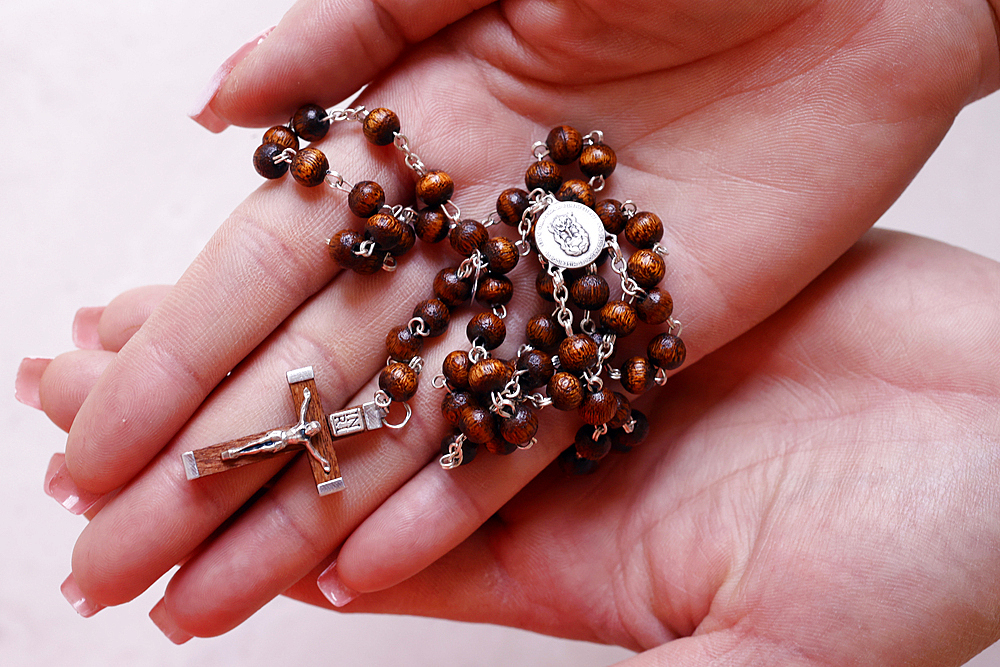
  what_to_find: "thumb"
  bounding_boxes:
[191,0,491,132]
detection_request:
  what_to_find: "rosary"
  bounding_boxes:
[181,103,686,495]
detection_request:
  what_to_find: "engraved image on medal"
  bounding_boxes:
[534,201,606,269]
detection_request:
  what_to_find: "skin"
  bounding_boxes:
[34,0,1000,659]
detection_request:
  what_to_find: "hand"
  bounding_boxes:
[44,0,1000,639]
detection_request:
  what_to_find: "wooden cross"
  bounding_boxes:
[181,367,387,495]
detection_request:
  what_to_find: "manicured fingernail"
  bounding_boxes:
[72,307,105,350]
[150,598,193,644]
[15,357,50,409]
[61,573,105,618]
[188,25,276,133]
[317,560,359,608]
[44,453,103,515]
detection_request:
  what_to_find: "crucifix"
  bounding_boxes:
[181,367,391,495]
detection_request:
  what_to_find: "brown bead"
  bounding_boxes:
[595,199,626,235]
[365,212,406,250]
[574,425,612,461]
[466,312,506,350]
[440,432,478,465]
[496,188,530,226]
[416,170,454,207]
[547,372,584,411]
[262,126,298,151]
[476,274,514,306]
[570,274,610,311]
[291,104,330,142]
[483,237,519,275]
[415,207,450,243]
[579,143,617,178]
[468,358,512,394]
[362,107,400,146]
[610,410,650,452]
[388,222,416,257]
[627,249,666,288]
[378,362,418,402]
[385,325,423,362]
[484,433,518,455]
[412,299,450,337]
[607,392,632,429]
[253,143,289,179]
[499,405,538,446]
[600,300,637,337]
[442,391,477,425]
[289,147,329,187]
[327,229,374,272]
[442,350,471,390]
[557,445,599,475]
[526,315,564,352]
[620,356,655,394]
[557,334,598,374]
[635,288,673,325]
[449,219,488,256]
[351,252,384,275]
[433,268,472,307]
[517,349,554,390]
[579,388,618,426]
[525,159,563,192]
[535,270,555,302]
[348,181,385,218]
[625,211,664,249]
[556,179,596,208]
[458,405,497,445]
[648,333,686,371]
[546,125,583,165]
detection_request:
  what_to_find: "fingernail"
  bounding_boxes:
[15,357,50,409]
[150,598,193,645]
[188,25,276,133]
[317,560,359,608]
[72,307,105,350]
[44,453,103,515]
[61,573,105,618]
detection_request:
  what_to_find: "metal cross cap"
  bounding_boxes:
[181,367,388,496]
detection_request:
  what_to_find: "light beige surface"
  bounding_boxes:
[1,1,997,665]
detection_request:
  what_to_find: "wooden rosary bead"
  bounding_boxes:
[362,107,400,146]
[348,181,385,218]
[458,405,497,445]
[416,170,454,207]
[262,126,299,151]
[365,211,406,249]
[415,206,450,243]
[433,268,472,307]
[327,229,365,269]
[516,349,555,390]
[579,143,617,178]
[466,312,506,350]
[547,372,584,411]
[496,188,530,226]
[499,405,538,446]
[635,288,673,325]
[289,147,329,187]
[557,334,598,374]
[625,211,664,249]
[535,270,555,302]
[595,199,626,235]
[546,125,583,165]
[557,445,599,475]
[291,104,330,142]
[570,274,610,311]
[620,356,655,394]
[627,249,666,288]
[253,143,289,179]
[385,324,423,362]
[485,433,518,455]
[525,159,563,192]
[352,252,385,275]
[379,362,418,402]
[599,300,637,337]
[607,392,632,429]
[442,350,471,389]
[610,410,650,452]
[412,298,450,337]
[482,237,519,275]
[388,222,416,257]
[468,358,512,394]
[574,425,611,461]
[556,179,596,208]
[449,219,489,256]
[526,314,564,352]
[475,274,514,306]
[579,388,618,426]
[442,390,476,425]
[440,433,478,466]
[647,333,686,370]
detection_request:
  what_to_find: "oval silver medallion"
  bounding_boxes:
[534,201,606,269]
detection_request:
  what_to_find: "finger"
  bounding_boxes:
[39,350,116,433]
[97,285,172,352]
